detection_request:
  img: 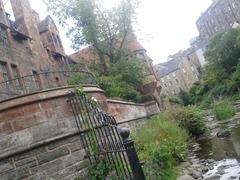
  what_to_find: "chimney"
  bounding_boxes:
[10,0,34,36]
[0,0,8,26]
[32,10,40,24]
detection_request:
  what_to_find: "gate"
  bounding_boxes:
[68,89,145,180]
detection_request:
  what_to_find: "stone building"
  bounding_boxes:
[154,48,201,96]
[0,0,75,101]
[196,0,240,45]
[70,35,162,106]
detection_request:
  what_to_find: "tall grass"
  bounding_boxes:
[213,100,236,120]
[132,113,188,179]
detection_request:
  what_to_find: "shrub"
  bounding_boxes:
[132,113,188,179]
[200,93,214,109]
[168,106,207,138]
[213,100,236,121]
[178,90,191,106]
[168,96,183,105]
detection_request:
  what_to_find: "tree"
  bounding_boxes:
[204,28,240,73]
[44,0,138,74]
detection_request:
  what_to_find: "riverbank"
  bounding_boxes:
[177,102,240,180]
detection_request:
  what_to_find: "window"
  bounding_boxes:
[11,65,21,88]
[52,33,58,46]
[0,62,9,82]
[47,33,52,43]
[56,35,63,48]
[32,71,41,89]
[191,66,195,71]
[0,26,8,47]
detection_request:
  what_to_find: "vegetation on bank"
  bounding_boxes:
[213,100,236,121]
[174,28,240,120]
[132,106,207,179]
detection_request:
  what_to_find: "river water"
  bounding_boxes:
[195,125,240,179]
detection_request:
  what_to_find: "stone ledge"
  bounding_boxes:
[0,86,104,112]
[107,99,145,106]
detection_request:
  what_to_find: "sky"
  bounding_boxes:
[4,0,212,64]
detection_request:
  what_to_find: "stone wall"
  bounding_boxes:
[0,86,160,179]
[107,99,160,129]
[0,86,106,179]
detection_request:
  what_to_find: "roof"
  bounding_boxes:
[154,58,182,78]
[9,20,31,40]
[126,38,146,52]
[70,37,147,62]
[70,47,98,62]
[38,15,58,33]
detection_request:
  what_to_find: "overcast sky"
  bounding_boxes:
[4,0,212,64]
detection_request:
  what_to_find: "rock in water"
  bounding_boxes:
[177,175,195,180]
[217,130,231,138]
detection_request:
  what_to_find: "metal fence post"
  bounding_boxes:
[119,127,146,180]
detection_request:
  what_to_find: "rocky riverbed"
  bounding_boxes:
[178,105,240,180]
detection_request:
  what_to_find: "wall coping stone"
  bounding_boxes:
[107,99,145,106]
[0,85,104,112]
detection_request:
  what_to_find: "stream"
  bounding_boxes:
[195,125,240,180]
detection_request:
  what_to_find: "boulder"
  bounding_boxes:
[216,130,231,138]
[177,174,195,180]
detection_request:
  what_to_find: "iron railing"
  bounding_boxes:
[0,70,97,102]
[68,91,145,179]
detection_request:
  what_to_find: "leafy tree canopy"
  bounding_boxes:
[44,0,139,72]
[204,28,240,73]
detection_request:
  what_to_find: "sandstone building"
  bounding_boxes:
[191,0,240,67]
[196,0,240,46]
[0,0,75,101]
[154,48,201,96]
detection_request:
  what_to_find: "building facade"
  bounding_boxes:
[154,49,201,96]
[196,0,240,44]
[0,0,75,100]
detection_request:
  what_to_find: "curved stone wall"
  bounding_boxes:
[0,86,159,179]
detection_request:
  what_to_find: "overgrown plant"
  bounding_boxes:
[132,113,188,179]
[213,100,236,121]
[172,106,208,138]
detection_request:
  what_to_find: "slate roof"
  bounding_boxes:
[38,15,57,33]
[9,20,30,40]
[154,58,181,78]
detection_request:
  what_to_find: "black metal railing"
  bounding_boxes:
[68,91,145,179]
[0,70,97,102]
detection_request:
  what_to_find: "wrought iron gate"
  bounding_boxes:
[68,90,145,180]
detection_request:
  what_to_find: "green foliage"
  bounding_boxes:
[96,58,147,102]
[168,95,183,105]
[205,28,240,73]
[182,28,240,108]
[88,156,114,180]
[213,100,236,121]
[132,113,188,179]
[45,0,138,71]
[173,106,208,138]
[228,64,240,93]
[68,73,93,85]
[178,90,191,106]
